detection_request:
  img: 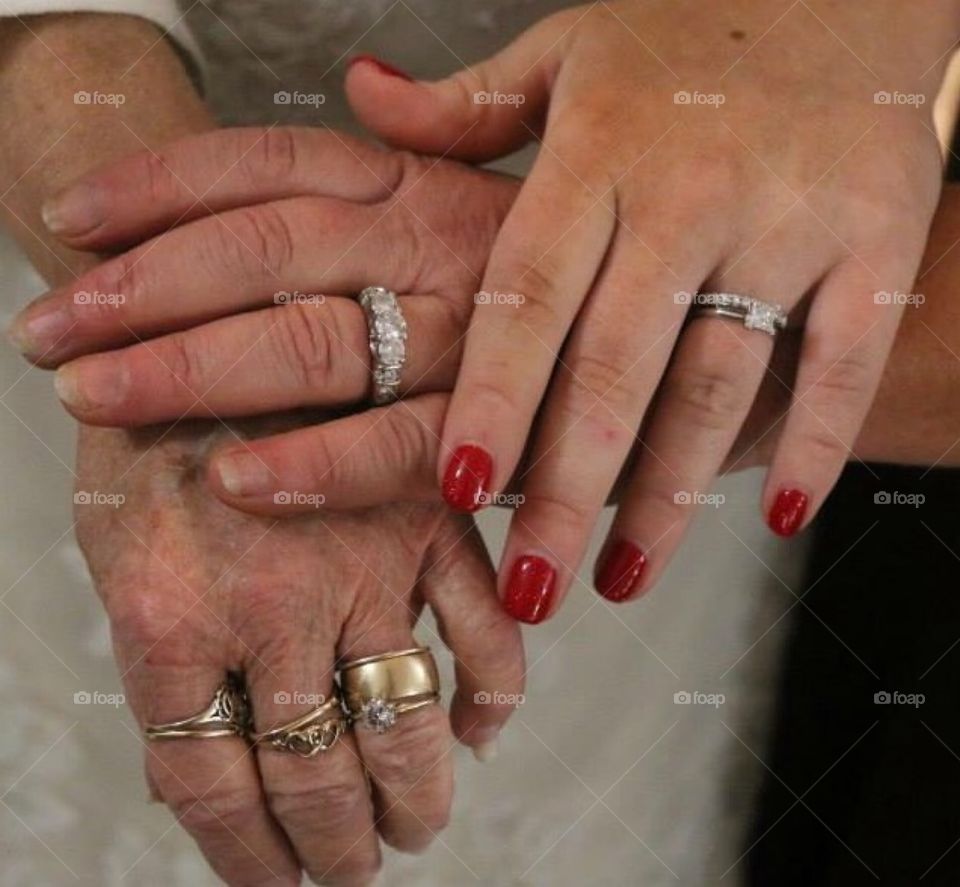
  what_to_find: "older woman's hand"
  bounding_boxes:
[75,419,523,887]
[345,0,954,616]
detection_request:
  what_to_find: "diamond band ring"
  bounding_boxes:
[687,292,787,337]
[358,286,407,404]
[340,646,440,734]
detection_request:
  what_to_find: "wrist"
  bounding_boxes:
[0,13,213,284]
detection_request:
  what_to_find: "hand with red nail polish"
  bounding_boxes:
[343,0,953,616]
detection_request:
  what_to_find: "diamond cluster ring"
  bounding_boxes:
[688,292,788,337]
[358,286,407,404]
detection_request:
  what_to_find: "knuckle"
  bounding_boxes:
[512,265,567,331]
[465,378,527,423]
[381,405,433,478]
[230,204,297,279]
[380,201,425,294]
[161,332,208,398]
[558,352,639,441]
[252,127,300,183]
[169,785,262,838]
[450,69,488,124]
[109,594,172,653]
[139,148,181,206]
[521,488,594,531]
[635,477,696,524]
[266,773,367,826]
[368,715,449,793]
[275,303,336,393]
[665,365,751,432]
[89,251,146,314]
[803,350,875,403]
[796,423,849,463]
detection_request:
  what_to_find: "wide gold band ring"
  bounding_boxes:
[340,646,440,733]
[251,691,348,758]
[145,673,251,741]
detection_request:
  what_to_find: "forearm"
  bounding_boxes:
[856,183,960,465]
[0,12,212,284]
[0,13,214,470]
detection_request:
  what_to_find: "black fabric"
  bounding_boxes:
[746,464,960,885]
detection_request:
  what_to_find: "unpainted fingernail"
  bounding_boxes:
[215,452,273,497]
[55,361,129,412]
[42,181,105,236]
[7,307,73,357]
[473,737,499,763]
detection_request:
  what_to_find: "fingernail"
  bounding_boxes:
[7,307,72,357]
[347,54,413,82]
[442,444,493,513]
[215,452,273,497]
[595,539,647,603]
[473,738,499,763]
[55,361,128,412]
[768,488,809,537]
[41,182,105,236]
[504,555,555,624]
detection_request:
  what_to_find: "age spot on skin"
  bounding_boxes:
[729,29,746,41]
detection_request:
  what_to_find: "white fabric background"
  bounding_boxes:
[0,2,809,884]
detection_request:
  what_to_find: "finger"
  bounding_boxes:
[247,606,381,886]
[125,659,300,885]
[438,148,616,514]
[495,230,705,622]
[40,126,404,248]
[207,394,447,513]
[419,518,525,760]
[10,196,420,367]
[596,306,774,601]
[339,598,454,853]
[345,10,575,160]
[51,294,460,426]
[763,260,909,536]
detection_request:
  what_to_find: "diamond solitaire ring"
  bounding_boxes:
[340,646,440,734]
[358,286,407,404]
[687,292,788,337]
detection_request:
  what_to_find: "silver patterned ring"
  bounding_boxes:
[358,286,407,405]
[145,673,251,741]
[687,292,788,337]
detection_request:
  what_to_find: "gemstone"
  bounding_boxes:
[362,698,397,733]
[374,314,405,337]
[744,300,781,335]
[378,339,405,364]
[366,288,395,312]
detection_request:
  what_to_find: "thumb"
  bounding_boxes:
[345,13,572,160]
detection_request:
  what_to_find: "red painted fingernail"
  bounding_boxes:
[442,445,493,513]
[347,54,413,82]
[768,488,809,537]
[595,539,647,603]
[504,555,556,624]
